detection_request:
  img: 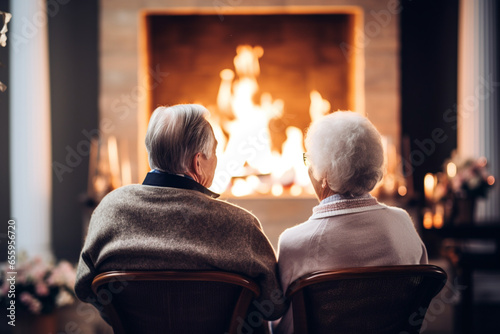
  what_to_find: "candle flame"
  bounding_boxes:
[446,162,457,178]
[423,211,433,229]
[424,173,435,202]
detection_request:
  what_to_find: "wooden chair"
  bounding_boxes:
[91,271,261,334]
[286,265,447,334]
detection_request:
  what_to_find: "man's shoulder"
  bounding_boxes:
[212,198,256,215]
[206,198,261,227]
[100,184,142,198]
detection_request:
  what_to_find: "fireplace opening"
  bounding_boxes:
[141,9,364,197]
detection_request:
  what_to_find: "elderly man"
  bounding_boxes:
[75,104,285,325]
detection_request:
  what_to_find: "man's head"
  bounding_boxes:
[145,104,217,187]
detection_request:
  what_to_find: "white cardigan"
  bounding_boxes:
[273,194,428,334]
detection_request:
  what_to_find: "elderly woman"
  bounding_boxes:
[75,104,286,325]
[274,111,428,334]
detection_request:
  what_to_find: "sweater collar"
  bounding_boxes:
[312,193,384,219]
[142,171,220,198]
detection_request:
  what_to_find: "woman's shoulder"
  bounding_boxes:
[278,218,323,251]
[374,201,412,218]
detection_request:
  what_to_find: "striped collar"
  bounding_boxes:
[312,193,384,219]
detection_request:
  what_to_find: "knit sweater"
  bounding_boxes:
[274,194,428,334]
[75,175,286,320]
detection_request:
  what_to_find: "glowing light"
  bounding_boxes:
[306,185,316,195]
[271,184,283,197]
[121,160,132,186]
[309,90,331,122]
[220,69,234,81]
[209,44,332,197]
[424,173,436,202]
[290,184,303,197]
[383,174,395,193]
[246,175,260,190]
[256,182,271,194]
[398,186,407,197]
[446,162,457,178]
[487,175,495,186]
[433,213,444,229]
[423,211,433,229]
[107,136,121,188]
[231,179,251,197]
[478,157,487,167]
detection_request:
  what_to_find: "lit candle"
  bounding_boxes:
[107,136,121,188]
[433,204,444,229]
[446,162,457,178]
[423,211,433,229]
[424,173,435,202]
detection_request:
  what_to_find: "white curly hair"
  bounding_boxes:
[305,111,385,197]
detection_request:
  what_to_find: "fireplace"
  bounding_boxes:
[141,8,363,196]
[98,1,402,245]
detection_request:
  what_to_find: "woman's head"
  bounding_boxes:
[305,111,384,197]
[145,104,216,182]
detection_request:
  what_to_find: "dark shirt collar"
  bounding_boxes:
[142,171,220,198]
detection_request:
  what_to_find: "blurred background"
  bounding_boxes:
[0,0,499,333]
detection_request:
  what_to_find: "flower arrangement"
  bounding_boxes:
[0,256,77,315]
[0,10,12,92]
[445,154,495,199]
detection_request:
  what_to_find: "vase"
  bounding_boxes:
[452,197,476,225]
[14,312,57,334]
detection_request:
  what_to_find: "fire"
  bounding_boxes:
[209,45,328,197]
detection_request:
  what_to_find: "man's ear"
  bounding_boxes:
[191,153,202,176]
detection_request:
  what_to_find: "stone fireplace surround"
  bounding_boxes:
[100,0,401,186]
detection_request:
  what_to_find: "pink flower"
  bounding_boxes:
[35,282,49,296]
[47,261,76,290]
[2,257,77,315]
[20,292,42,314]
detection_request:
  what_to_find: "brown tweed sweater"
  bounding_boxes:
[75,182,285,320]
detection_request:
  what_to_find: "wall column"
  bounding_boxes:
[458,0,499,221]
[9,0,52,258]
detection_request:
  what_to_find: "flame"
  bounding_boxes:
[433,205,444,229]
[211,45,327,196]
[309,90,331,122]
[447,162,457,178]
[423,211,433,229]
[424,173,436,201]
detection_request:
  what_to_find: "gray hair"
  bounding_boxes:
[145,104,215,174]
[305,111,384,197]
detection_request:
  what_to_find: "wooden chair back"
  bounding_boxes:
[286,265,447,334]
[91,270,260,334]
